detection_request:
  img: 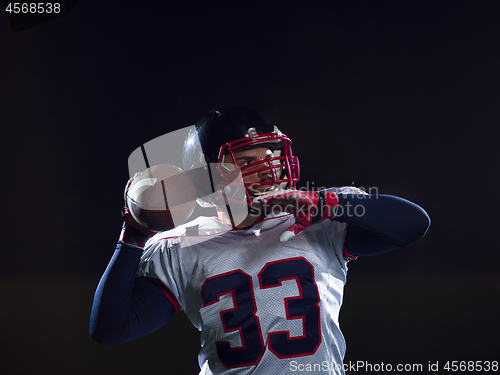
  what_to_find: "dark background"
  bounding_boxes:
[1,1,499,374]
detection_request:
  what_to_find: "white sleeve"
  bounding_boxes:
[137,240,184,310]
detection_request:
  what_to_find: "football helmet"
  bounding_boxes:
[182,106,300,207]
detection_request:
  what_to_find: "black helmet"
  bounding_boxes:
[182,106,300,207]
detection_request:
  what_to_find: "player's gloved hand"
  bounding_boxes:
[119,173,157,249]
[254,190,339,242]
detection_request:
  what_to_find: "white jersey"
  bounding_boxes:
[138,209,351,375]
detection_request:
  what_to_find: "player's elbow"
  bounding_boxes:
[89,325,111,346]
[394,205,431,247]
[89,319,128,346]
[89,328,126,346]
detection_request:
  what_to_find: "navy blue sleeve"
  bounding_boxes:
[334,194,430,256]
[89,242,176,346]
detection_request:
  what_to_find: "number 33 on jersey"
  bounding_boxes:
[139,214,350,375]
[202,257,321,368]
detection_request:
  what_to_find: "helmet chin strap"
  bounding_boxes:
[246,183,282,215]
[247,203,261,216]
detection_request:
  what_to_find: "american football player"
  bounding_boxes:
[90,106,430,375]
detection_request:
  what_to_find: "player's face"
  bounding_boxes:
[223,147,276,193]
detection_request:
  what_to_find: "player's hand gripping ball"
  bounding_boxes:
[126,164,197,232]
[254,190,339,242]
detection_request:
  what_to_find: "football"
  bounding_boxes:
[126,164,197,231]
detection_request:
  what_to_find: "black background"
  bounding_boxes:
[1,1,499,374]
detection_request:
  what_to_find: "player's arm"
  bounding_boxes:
[89,242,177,346]
[255,190,430,255]
[335,194,430,256]
[89,176,178,346]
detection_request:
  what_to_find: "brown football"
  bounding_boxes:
[126,164,196,231]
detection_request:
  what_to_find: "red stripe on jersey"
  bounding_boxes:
[153,279,182,312]
[343,244,359,260]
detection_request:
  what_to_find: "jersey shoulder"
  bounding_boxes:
[145,216,231,248]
